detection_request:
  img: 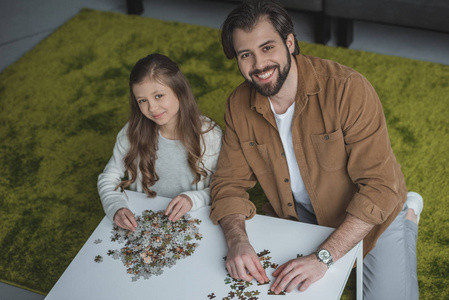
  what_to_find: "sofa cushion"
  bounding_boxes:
[216,0,323,12]
[278,0,323,12]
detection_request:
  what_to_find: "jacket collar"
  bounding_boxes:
[250,54,321,118]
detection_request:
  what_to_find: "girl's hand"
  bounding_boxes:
[113,208,138,231]
[165,194,193,221]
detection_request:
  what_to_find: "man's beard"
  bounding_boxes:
[246,49,292,97]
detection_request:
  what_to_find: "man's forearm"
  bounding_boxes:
[219,214,249,247]
[319,213,374,262]
[220,213,269,283]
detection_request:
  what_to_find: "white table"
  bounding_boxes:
[46,191,362,300]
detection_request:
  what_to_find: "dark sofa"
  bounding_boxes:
[126,0,449,47]
[325,0,449,47]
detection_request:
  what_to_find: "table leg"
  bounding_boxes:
[356,240,363,300]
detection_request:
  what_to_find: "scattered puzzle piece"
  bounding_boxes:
[256,250,270,257]
[94,239,102,244]
[208,249,280,300]
[94,255,103,263]
[267,290,286,295]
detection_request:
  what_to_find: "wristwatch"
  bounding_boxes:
[316,248,333,268]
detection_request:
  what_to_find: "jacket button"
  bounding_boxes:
[281,152,285,157]
[288,203,293,207]
[324,135,329,140]
[284,178,289,183]
[249,142,254,146]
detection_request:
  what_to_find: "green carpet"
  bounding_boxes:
[0,9,448,298]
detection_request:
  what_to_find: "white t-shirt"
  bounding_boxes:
[269,98,315,215]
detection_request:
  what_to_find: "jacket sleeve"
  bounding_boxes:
[209,95,258,224]
[97,125,131,222]
[340,73,406,225]
[181,123,223,211]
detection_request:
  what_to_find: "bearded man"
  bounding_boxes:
[210,1,422,299]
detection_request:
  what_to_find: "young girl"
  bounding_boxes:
[98,53,222,231]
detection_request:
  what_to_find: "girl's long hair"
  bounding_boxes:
[117,53,212,197]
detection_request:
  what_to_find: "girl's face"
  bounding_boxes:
[133,78,180,133]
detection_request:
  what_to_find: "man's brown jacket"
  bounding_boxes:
[210,54,407,256]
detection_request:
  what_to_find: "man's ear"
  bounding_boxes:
[286,33,295,54]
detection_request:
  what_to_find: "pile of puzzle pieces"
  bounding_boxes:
[106,210,202,281]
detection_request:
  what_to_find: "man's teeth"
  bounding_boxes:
[257,69,274,79]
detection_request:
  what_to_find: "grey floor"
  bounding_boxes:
[0,0,448,299]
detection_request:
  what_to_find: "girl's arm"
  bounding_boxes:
[182,188,211,211]
[179,122,223,211]
[97,125,132,222]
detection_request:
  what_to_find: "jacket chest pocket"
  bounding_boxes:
[241,141,271,175]
[310,128,348,171]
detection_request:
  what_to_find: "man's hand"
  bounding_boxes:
[219,214,269,284]
[271,253,327,294]
[269,213,374,294]
[113,208,138,231]
[165,194,193,221]
[226,240,269,283]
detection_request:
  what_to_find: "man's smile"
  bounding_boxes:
[256,68,274,80]
[251,66,278,82]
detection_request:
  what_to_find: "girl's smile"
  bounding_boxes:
[152,112,165,119]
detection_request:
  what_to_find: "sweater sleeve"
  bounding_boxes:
[181,120,222,211]
[97,125,131,222]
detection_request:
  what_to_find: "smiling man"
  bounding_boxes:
[210,1,422,299]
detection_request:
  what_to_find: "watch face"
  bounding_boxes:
[319,250,331,262]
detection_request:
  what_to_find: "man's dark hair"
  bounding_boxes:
[221,0,300,59]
